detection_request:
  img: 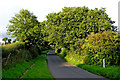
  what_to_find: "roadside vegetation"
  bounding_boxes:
[2,42,39,69]
[22,55,54,79]
[3,54,54,79]
[2,57,35,78]
[2,6,120,79]
[2,9,53,79]
[57,30,120,79]
[2,44,54,79]
[41,49,54,54]
[45,7,120,79]
[58,53,120,79]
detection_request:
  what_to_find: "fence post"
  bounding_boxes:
[103,59,105,68]
[5,53,11,66]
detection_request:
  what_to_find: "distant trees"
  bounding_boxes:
[2,37,8,44]
[2,37,11,44]
[8,39,11,44]
[13,39,17,43]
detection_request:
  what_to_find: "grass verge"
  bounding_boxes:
[2,58,35,78]
[22,54,54,79]
[57,53,120,80]
[2,54,54,79]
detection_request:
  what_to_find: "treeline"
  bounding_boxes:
[2,37,16,44]
[6,6,120,65]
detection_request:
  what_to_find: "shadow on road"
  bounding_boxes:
[46,50,109,80]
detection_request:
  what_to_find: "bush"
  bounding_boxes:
[29,47,39,58]
[81,30,120,65]
[2,49,32,69]
[2,42,40,69]
[60,48,67,57]
[2,42,25,58]
[55,48,61,53]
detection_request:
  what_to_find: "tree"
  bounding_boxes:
[81,30,120,65]
[45,6,115,50]
[2,37,8,44]
[13,39,17,43]
[7,9,39,48]
[8,39,11,44]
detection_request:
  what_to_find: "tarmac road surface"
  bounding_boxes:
[47,50,109,80]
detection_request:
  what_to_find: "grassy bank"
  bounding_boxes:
[57,53,120,80]
[2,57,35,78]
[22,54,54,79]
[2,42,39,69]
[3,54,54,79]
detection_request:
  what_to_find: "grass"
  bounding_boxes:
[2,49,32,69]
[22,54,54,79]
[2,59,34,78]
[57,53,120,80]
[2,54,54,79]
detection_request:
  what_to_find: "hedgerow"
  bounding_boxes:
[2,42,25,58]
[81,30,120,65]
[64,30,120,65]
[2,42,40,69]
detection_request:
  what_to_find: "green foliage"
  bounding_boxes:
[22,55,54,79]
[45,6,115,50]
[41,49,54,54]
[7,9,41,48]
[7,9,39,41]
[2,49,32,69]
[3,55,54,79]
[81,30,120,65]
[13,39,17,43]
[62,55,120,79]
[28,47,39,58]
[8,39,11,44]
[45,6,118,66]
[2,37,8,44]
[2,42,40,69]
[2,62,32,78]
[2,42,25,58]
[7,9,50,50]
[2,55,38,78]
[59,48,68,57]
[58,30,120,66]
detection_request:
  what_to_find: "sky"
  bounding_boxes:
[0,0,120,43]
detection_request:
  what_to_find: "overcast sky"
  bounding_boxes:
[0,0,120,42]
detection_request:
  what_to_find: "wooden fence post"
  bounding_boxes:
[5,53,11,66]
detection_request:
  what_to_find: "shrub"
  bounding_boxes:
[2,49,32,69]
[81,30,120,65]
[60,48,67,57]
[29,47,39,58]
[2,42,25,58]
[55,48,61,53]
[2,42,37,69]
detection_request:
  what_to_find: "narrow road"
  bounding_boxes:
[47,50,108,80]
